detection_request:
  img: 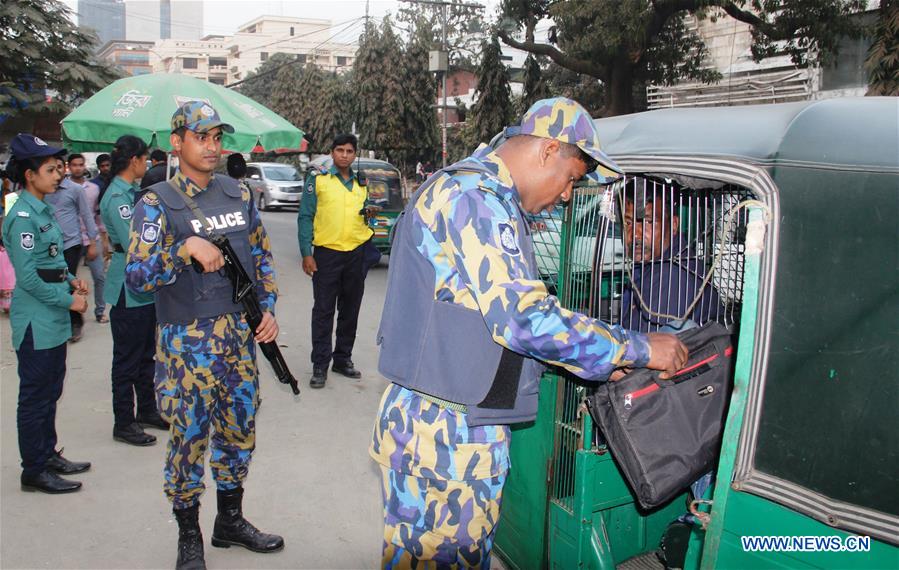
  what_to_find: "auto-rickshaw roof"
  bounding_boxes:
[594,97,898,172]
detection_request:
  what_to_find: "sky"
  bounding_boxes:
[62,0,503,43]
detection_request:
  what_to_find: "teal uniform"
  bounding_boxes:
[1,191,73,349]
[100,176,152,307]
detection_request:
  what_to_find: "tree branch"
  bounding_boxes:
[720,1,787,40]
[497,28,607,78]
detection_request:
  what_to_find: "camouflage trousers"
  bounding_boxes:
[155,342,258,509]
[379,467,505,569]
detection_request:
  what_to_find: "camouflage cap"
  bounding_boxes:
[504,97,622,183]
[170,100,235,134]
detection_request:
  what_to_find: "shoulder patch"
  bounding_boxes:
[140,222,160,244]
[142,193,160,206]
[118,204,132,220]
[17,210,30,218]
[497,222,520,256]
[20,232,35,250]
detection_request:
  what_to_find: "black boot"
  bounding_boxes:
[211,487,284,553]
[331,359,362,379]
[309,367,327,389]
[174,505,206,570]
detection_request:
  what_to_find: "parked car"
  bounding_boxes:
[246,162,303,211]
[308,156,405,255]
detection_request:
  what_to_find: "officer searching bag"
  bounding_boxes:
[586,323,734,509]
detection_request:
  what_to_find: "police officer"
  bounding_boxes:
[100,135,169,447]
[125,102,283,569]
[298,133,375,388]
[1,134,92,494]
[370,98,690,566]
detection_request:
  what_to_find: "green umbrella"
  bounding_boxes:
[61,73,305,153]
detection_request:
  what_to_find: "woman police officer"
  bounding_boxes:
[1,133,91,494]
[99,135,169,447]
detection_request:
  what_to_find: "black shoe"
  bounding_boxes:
[211,487,284,553]
[137,411,170,431]
[174,505,206,570]
[69,324,83,343]
[332,360,361,379]
[21,470,82,494]
[309,367,327,389]
[113,422,157,446]
[46,448,91,475]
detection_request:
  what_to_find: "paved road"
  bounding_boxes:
[1,209,392,569]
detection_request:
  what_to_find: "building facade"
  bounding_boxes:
[124,0,203,43]
[226,16,356,83]
[149,36,230,84]
[78,0,126,47]
[96,40,155,76]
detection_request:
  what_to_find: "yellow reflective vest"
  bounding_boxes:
[310,172,372,252]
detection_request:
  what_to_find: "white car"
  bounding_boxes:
[246,162,304,211]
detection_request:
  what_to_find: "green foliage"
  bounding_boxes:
[236,53,297,109]
[519,54,551,114]
[499,0,868,116]
[397,0,487,68]
[399,34,440,170]
[0,0,121,117]
[469,35,514,146]
[865,0,899,95]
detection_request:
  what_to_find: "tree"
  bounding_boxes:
[0,0,121,118]
[235,52,298,109]
[397,1,487,68]
[399,34,440,170]
[498,0,867,116]
[269,61,304,133]
[353,17,406,158]
[519,53,551,114]
[469,35,514,146]
[866,0,898,95]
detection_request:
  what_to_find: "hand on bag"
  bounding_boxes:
[255,312,279,343]
[610,368,632,382]
[85,242,98,261]
[302,255,317,277]
[185,236,224,273]
[645,333,689,380]
[69,294,88,313]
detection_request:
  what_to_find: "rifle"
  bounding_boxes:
[192,234,300,396]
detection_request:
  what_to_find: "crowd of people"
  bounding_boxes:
[1,97,690,569]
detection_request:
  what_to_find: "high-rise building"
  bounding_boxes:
[78,0,126,47]
[125,0,203,43]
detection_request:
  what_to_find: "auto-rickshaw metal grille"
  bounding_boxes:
[531,176,753,512]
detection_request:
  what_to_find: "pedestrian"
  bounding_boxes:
[89,153,112,196]
[369,98,689,567]
[140,148,170,189]
[100,135,169,448]
[226,153,249,190]
[415,160,424,184]
[297,133,375,388]
[125,101,283,569]
[0,241,14,311]
[1,133,92,494]
[80,159,109,324]
[44,152,99,341]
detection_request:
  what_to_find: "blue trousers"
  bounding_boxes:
[16,326,67,476]
[109,291,157,427]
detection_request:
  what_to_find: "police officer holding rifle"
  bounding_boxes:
[125,101,285,569]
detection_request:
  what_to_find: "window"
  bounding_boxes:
[337,56,347,66]
[290,26,295,36]
[182,57,198,69]
[261,52,268,62]
[209,57,227,68]
[208,77,225,85]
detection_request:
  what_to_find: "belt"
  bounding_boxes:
[410,389,468,413]
[112,243,125,253]
[37,268,68,283]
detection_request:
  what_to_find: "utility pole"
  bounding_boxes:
[400,0,484,168]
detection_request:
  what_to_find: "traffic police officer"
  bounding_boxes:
[298,133,375,388]
[2,134,92,494]
[125,102,283,570]
[370,98,689,567]
[100,134,168,447]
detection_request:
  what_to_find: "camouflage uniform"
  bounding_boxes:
[370,98,652,567]
[125,168,276,509]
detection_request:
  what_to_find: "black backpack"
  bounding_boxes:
[586,323,735,509]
